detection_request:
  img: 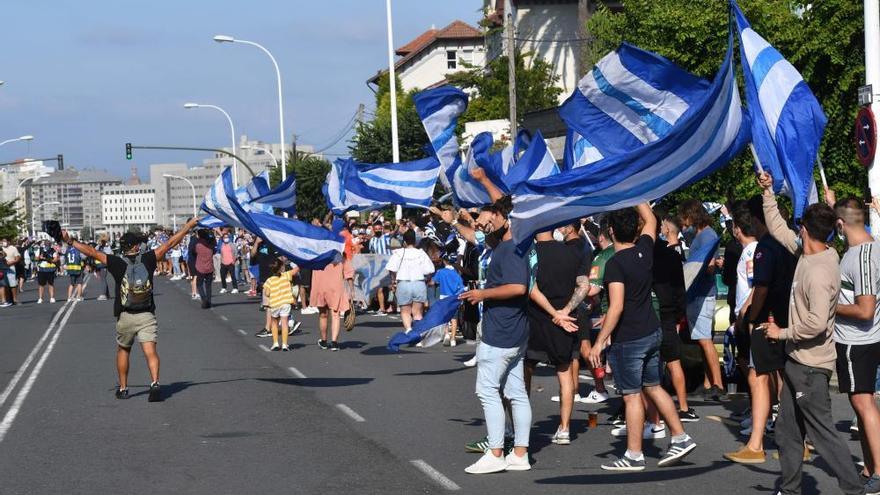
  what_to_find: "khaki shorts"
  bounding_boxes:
[116,311,158,348]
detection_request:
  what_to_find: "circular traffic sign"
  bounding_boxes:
[855,107,876,167]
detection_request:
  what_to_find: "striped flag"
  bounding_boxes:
[511,36,750,248]
[388,295,462,351]
[200,170,273,228]
[250,173,297,216]
[563,129,604,169]
[413,86,468,190]
[732,0,826,219]
[322,156,441,215]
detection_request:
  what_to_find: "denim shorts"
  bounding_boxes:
[396,280,427,306]
[607,329,662,395]
[687,295,715,340]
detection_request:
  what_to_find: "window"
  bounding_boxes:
[461,49,473,65]
[447,50,457,70]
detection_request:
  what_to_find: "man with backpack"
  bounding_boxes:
[62,217,199,402]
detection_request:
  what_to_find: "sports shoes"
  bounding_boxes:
[115,388,129,400]
[551,394,582,403]
[608,412,626,426]
[851,416,860,434]
[49,298,56,303]
[288,321,302,336]
[463,356,477,367]
[270,344,281,351]
[465,437,490,453]
[318,339,329,350]
[147,382,162,402]
[255,328,271,338]
[231,289,239,294]
[281,345,290,352]
[464,452,508,474]
[302,306,319,315]
[37,298,43,304]
[97,295,108,301]
[330,341,339,351]
[612,422,666,439]
[723,445,766,464]
[443,335,451,346]
[375,310,387,316]
[0,302,12,308]
[864,474,880,495]
[678,408,700,422]
[450,338,457,347]
[658,437,697,467]
[703,385,728,402]
[579,390,609,404]
[551,429,571,445]
[505,451,531,471]
[601,454,646,472]
[219,288,228,294]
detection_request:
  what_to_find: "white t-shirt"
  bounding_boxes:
[734,241,757,315]
[4,245,21,265]
[387,247,435,282]
[836,240,880,345]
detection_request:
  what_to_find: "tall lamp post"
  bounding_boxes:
[383,0,402,220]
[0,135,34,148]
[163,174,198,218]
[183,103,238,187]
[213,35,287,183]
[31,201,61,237]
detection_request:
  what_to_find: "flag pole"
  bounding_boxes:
[816,155,829,190]
[748,144,765,175]
[385,0,402,221]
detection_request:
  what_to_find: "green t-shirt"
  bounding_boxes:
[589,245,614,315]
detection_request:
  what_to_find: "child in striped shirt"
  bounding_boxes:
[263,259,299,351]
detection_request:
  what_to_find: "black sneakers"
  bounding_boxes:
[148,382,162,402]
[115,388,129,400]
[255,328,271,338]
[288,321,302,336]
[318,339,329,350]
[330,341,339,352]
[678,408,700,422]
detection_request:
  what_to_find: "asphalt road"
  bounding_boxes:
[0,274,873,494]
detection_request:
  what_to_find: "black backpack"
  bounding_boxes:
[120,254,153,311]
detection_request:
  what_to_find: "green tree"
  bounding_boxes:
[587,0,865,204]
[270,150,332,222]
[0,199,24,240]
[447,52,563,126]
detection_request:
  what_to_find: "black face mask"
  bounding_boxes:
[484,224,508,249]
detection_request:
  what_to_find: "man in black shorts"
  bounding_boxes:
[524,221,592,446]
[35,240,59,304]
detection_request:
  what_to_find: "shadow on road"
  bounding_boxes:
[395,367,470,377]
[127,378,249,399]
[256,377,374,388]
[533,460,733,485]
[361,345,416,356]
[355,321,402,329]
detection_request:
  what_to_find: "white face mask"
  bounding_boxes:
[552,230,565,242]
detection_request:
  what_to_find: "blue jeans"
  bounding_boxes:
[171,257,182,276]
[475,342,531,449]
[607,329,662,395]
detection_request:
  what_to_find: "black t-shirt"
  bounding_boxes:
[604,235,661,342]
[106,250,157,318]
[751,234,796,327]
[530,238,592,316]
[652,239,687,333]
[252,243,278,285]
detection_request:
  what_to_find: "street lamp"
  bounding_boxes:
[31,201,61,237]
[16,173,49,202]
[0,135,34,147]
[183,102,237,187]
[240,144,278,168]
[163,174,198,218]
[213,35,287,183]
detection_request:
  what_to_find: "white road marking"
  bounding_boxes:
[0,300,79,443]
[335,403,365,422]
[259,344,271,352]
[287,367,307,379]
[237,329,247,336]
[410,460,460,491]
[219,315,228,321]
[0,302,70,410]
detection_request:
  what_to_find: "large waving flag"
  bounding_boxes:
[558,43,710,158]
[732,0,826,219]
[250,173,297,216]
[413,86,468,190]
[563,129,604,169]
[388,295,462,351]
[511,36,750,248]
[322,156,441,215]
[200,170,275,228]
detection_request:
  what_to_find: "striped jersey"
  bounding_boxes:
[369,234,390,255]
[835,240,880,345]
[264,271,295,309]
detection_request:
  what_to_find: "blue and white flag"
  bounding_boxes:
[501,131,560,190]
[322,156,441,215]
[558,43,709,158]
[387,294,461,351]
[732,0,826,219]
[200,170,274,228]
[511,36,750,248]
[563,129,604,169]
[201,167,244,228]
[413,86,468,190]
[250,172,297,216]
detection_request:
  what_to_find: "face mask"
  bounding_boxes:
[682,225,696,237]
[659,233,667,241]
[485,224,508,249]
[552,230,565,242]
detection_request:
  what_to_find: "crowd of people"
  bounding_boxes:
[12,164,880,494]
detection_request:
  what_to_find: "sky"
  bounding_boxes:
[0,0,482,179]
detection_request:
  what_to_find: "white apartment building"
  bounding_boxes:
[101,184,156,236]
[0,160,55,204]
[26,168,121,237]
[368,20,486,92]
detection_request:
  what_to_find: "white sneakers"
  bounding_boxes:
[463,356,477,367]
[551,394,582,403]
[37,298,43,304]
[49,298,56,304]
[611,422,667,439]
[551,429,571,445]
[231,289,239,294]
[464,451,530,474]
[219,288,228,294]
[580,390,609,404]
[301,306,319,315]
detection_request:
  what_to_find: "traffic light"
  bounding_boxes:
[57,154,64,170]
[125,143,132,160]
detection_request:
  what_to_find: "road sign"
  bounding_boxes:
[855,107,877,167]
[859,84,874,106]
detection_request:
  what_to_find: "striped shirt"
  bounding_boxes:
[836,240,880,345]
[264,271,295,309]
[369,234,390,255]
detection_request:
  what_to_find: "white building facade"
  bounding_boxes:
[101,185,157,236]
[27,168,121,238]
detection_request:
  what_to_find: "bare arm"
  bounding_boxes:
[62,232,107,265]
[636,202,657,241]
[459,283,527,305]
[155,217,200,259]
[529,284,556,315]
[588,282,624,367]
[470,166,504,204]
[561,275,591,314]
[837,295,877,321]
